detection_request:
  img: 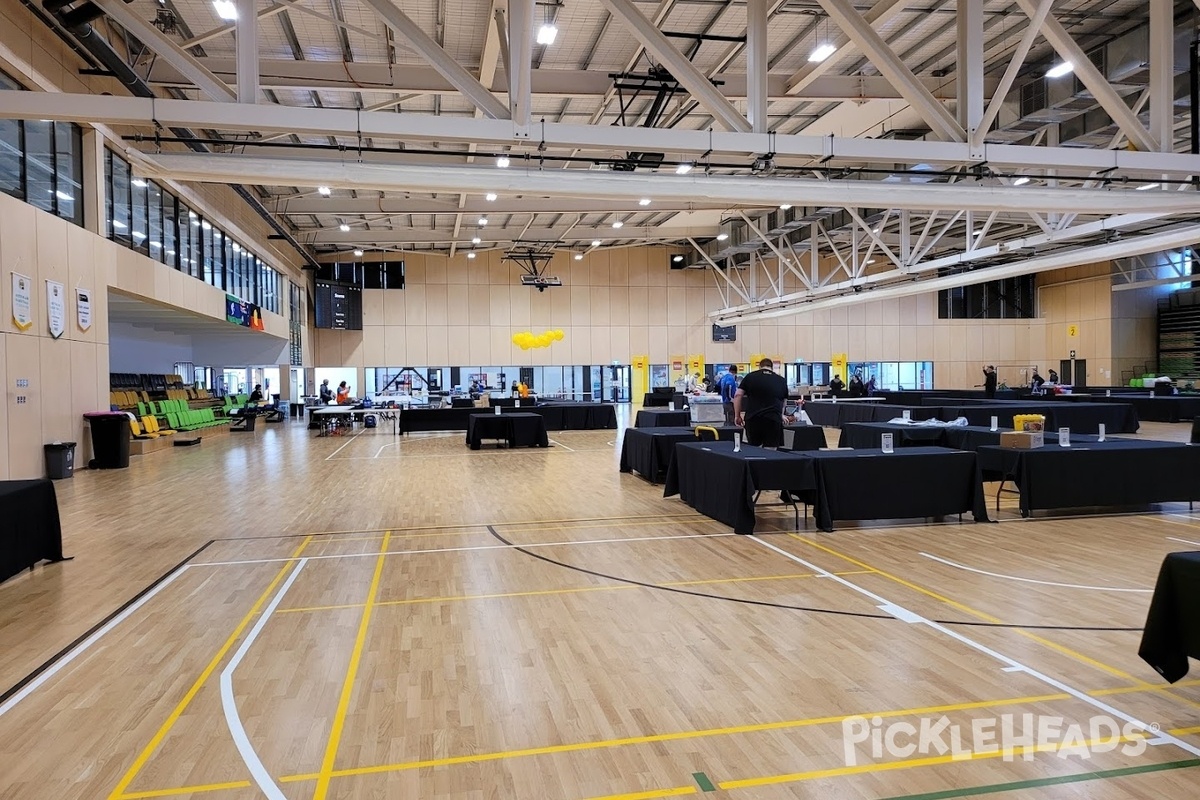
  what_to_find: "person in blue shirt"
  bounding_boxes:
[717,364,740,425]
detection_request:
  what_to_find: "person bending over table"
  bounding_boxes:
[734,358,789,447]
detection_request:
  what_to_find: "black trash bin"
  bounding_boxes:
[83,411,131,469]
[44,441,76,479]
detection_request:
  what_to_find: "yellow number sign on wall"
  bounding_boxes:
[1067,324,1079,338]
[831,352,848,382]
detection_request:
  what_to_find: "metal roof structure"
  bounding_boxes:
[8,0,1200,321]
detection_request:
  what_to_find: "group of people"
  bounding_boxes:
[319,379,352,405]
[828,370,874,398]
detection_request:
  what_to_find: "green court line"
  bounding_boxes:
[877,758,1200,800]
[692,772,716,792]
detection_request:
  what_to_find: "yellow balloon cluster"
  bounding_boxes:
[511,329,565,350]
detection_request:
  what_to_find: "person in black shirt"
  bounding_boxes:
[249,384,264,404]
[733,358,788,447]
[828,374,846,397]
[1031,370,1045,391]
[848,371,865,398]
[983,365,998,399]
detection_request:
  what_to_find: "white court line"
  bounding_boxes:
[549,439,575,452]
[220,558,308,800]
[1167,536,1200,547]
[189,532,735,568]
[919,552,1152,593]
[0,562,190,718]
[374,441,401,458]
[323,427,368,461]
[748,535,1200,759]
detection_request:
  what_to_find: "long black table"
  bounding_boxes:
[838,422,1093,452]
[401,404,617,434]
[1140,551,1200,682]
[1058,394,1200,423]
[664,442,987,533]
[0,479,65,585]
[803,401,940,427]
[465,412,549,450]
[975,439,1200,515]
[620,426,739,483]
[643,392,687,408]
[636,409,691,428]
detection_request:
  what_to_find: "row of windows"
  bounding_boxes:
[0,70,84,227]
[938,275,1036,320]
[288,281,304,367]
[104,149,283,315]
[315,261,405,290]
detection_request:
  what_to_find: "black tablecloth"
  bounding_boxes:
[664,442,816,534]
[936,403,1054,428]
[807,447,988,532]
[1140,551,1200,683]
[837,423,1092,452]
[0,479,64,585]
[620,426,739,482]
[975,440,1200,514]
[465,412,549,450]
[780,424,830,452]
[403,405,616,433]
[1046,402,1140,434]
[1064,395,1200,423]
[803,402,937,427]
[636,409,691,428]
[643,392,687,408]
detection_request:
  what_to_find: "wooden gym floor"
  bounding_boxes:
[1,414,1199,799]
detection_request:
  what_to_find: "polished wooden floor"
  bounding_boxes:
[1,414,1199,799]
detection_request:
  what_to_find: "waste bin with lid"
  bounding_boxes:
[83,411,131,469]
[44,441,76,479]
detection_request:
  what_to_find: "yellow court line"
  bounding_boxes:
[275,571,876,614]
[581,787,696,800]
[108,535,314,800]
[312,530,392,800]
[118,780,253,799]
[303,513,703,537]
[719,733,1148,791]
[1173,725,1200,736]
[789,534,1149,685]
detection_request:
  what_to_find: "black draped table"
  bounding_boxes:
[975,439,1200,515]
[535,402,619,430]
[1140,551,1200,682]
[636,409,691,428]
[0,479,65,585]
[465,413,549,450]
[1058,394,1200,423]
[620,426,740,483]
[643,392,688,408]
[403,404,617,434]
[664,442,987,533]
[838,422,1094,452]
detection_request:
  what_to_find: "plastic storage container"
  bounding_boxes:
[689,394,726,427]
[83,411,132,469]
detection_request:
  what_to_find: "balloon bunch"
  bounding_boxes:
[512,329,565,350]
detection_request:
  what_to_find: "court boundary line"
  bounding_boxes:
[219,558,310,800]
[0,540,213,717]
[323,427,368,461]
[919,553,1153,593]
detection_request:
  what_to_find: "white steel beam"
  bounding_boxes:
[183,1,289,49]
[597,0,752,133]
[507,0,533,127]
[95,0,236,102]
[358,0,509,120]
[235,0,258,104]
[974,0,1052,149]
[746,0,769,134]
[136,153,1200,216]
[1015,0,1157,153]
[814,0,964,142]
[311,224,715,245]
[274,197,743,214]
[784,0,907,95]
[1149,0,1175,152]
[713,223,1200,323]
[12,91,1200,176]
[956,0,984,141]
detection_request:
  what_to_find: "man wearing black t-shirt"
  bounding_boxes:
[733,358,788,447]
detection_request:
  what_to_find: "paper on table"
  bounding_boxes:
[1059,427,1071,447]
[881,433,894,454]
[990,416,998,431]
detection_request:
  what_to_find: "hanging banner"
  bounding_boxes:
[226,294,266,331]
[46,280,65,339]
[11,272,32,331]
[76,288,92,331]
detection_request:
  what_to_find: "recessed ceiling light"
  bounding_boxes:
[672,255,684,262]
[317,186,331,196]
[536,23,558,45]
[467,252,476,259]
[1012,177,1031,186]
[1046,61,1074,78]
[485,192,497,201]
[574,253,583,261]
[339,223,350,232]
[675,163,693,175]
[612,220,624,228]
[478,217,488,226]
[496,155,510,168]
[716,233,728,241]
[472,236,481,244]
[779,204,792,210]
[808,43,837,63]
[212,0,237,21]
[639,198,651,206]
[1136,182,1161,191]
[353,248,364,257]
[871,227,880,234]
[591,240,601,247]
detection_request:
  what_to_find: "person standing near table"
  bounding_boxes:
[1048,368,1059,384]
[829,374,846,397]
[717,364,739,425]
[848,370,866,398]
[336,381,351,404]
[983,365,998,399]
[734,359,788,447]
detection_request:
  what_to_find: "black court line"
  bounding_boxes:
[0,539,214,707]
[484,526,1142,632]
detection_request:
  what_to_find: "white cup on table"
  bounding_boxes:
[734,432,742,452]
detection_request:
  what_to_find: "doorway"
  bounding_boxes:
[606,365,631,402]
[1059,359,1087,388]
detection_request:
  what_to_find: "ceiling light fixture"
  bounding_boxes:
[472,236,481,244]
[338,223,350,232]
[808,43,836,63]
[1013,177,1031,186]
[675,162,693,175]
[496,155,510,168]
[591,239,601,247]
[672,255,684,263]
[212,0,237,21]
[317,185,331,196]
[485,192,497,201]
[574,253,583,261]
[639,198,651,206]
[537,23,558,45]
[716,233,728,241]
[612,220,624,229]
[1046,61,1074,78]
[779,203,792,210]
[479,217,488,226]
[467,252,477,259]
[353,249,364,257]
[1136,182,1161,191]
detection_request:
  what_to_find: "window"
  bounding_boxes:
[0,70,84,225]
[24,120,54,214]
[54,123,82,226]
[938,274,1035,319]
[316,260,405,289]
[148,181,164,262]
[288,281,303,366]
[131,173,147,252]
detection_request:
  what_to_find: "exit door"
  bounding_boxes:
[1059,359,1087,388]
[607,365,631,402]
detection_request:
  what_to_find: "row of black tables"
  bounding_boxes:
[620,425,827,483]
[804,399,1139,434]
[1,479,65,585]
[399,403,618,434]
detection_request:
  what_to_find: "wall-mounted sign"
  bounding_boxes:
[11,272,32,331]
[226,294,265,331]
[76,288,92,331]
[46,280,65,339]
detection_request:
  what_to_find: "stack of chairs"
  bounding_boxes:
[156,398,228,432]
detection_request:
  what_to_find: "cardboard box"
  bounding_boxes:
[1000,431,1044,449]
